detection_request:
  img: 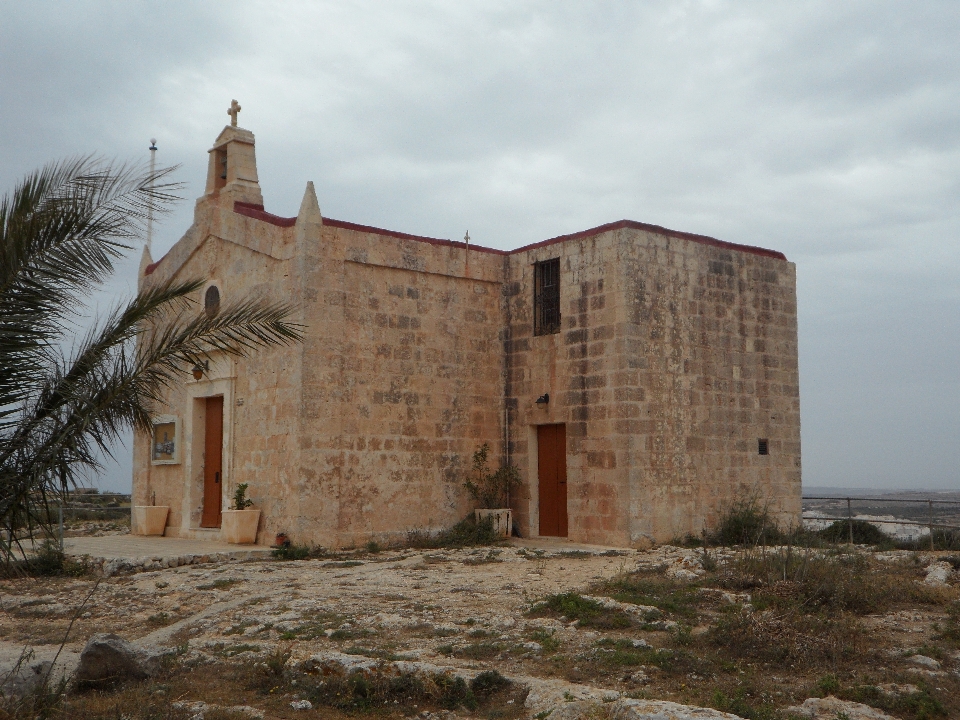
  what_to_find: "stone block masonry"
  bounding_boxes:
[134,118,800,548]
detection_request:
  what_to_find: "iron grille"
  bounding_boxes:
[758,438,769,455]
[534,258,561,336]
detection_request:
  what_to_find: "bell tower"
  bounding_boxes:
[204,99,263,206]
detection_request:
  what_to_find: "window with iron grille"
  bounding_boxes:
[534,258,561,336]
[758,438,769,455]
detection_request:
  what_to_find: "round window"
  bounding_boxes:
[204,285,221,317]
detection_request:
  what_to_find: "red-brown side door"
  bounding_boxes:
[201,396,223,528]
[537,424,568,537]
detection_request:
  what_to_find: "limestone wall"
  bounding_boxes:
[617,227,801,543]
[503,224,800,545]
[294,222,506,546]
[134,197,302,543]
[504,232,635,545]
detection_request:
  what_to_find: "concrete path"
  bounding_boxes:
[63,535,272,561]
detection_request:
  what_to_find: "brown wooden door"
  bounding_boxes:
[201,396,224,528]
[537,424,567,537]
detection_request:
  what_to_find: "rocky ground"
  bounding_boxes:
[1,539,959,720]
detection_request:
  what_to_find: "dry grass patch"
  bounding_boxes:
[525,547,960,720]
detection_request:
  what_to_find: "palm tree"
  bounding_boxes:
[0,158,302,565]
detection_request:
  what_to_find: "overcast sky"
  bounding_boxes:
[2,1,958,492]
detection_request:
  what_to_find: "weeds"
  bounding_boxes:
[528,628,561,652]
[711,687,777,720]
[720,548,947,616]
[452,641,502,659]
[264,645,291,676]
[0,541,89,579]
[406,514,500,549]
[843,682,945,720]
[603,574,700,619]
[709,495,785,547]
[270,544,311,561]
[530,593,632,629]
[462,549,502,565]
[197,578,242,590]
[708,607,861,666]
[306,668,491,712]
[934,600,960,645]
[817,519,896,547]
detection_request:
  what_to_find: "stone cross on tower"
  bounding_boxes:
[227,99,241,126]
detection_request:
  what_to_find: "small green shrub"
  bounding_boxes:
[1,540,89,578]
[817,673,840,695]
[709,496,784,547]
[265,645,291,676]
[529,628,561,652]
[232,483,253,510]
[271,544,310,560]
[306,668,478,712]
[844,682,946,720]
[469,669,511,698]
[406,514,500,549]
[463,443,521,510]
[532,592,632,629]
[817,519,895,546]
[711,688,777,720]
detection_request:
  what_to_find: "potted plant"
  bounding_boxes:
[464,443,521,537]
[134,492,169,536]
[221,483,261,544]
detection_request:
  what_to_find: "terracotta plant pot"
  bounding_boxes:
[221,509,261,544]
[275,532,290,548]
[474,508,512,538]
[133,506,169,536]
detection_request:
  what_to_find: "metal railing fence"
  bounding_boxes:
[802,495,960,549]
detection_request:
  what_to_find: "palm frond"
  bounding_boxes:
[0,158,182,421]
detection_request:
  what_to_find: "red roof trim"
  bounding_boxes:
[323,218,508,255]
[234,201,296,228]
[144,257,162,275]
[229,203,788,261]
[512,220,787,261]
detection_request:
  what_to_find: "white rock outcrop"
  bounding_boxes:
[785,696,902,720]
[924,561,954,586]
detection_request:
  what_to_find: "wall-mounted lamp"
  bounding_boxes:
[191,360,209,381]
[535,393,550,405]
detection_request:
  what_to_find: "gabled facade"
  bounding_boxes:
[133,122,801,548]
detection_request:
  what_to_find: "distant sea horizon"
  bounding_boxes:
[803,485,960,497]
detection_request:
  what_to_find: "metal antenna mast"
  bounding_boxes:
[147,138,157,252]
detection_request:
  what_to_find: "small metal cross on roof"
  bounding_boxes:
[227,99,241,126]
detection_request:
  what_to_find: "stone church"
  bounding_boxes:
[132,111,801,548]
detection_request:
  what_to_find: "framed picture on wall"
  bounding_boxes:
[151,415,180,465]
